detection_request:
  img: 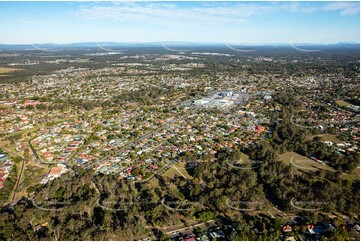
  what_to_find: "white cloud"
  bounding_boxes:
[323,1,360,16]
[73,2,324,24]
[287,2,319,14]
[73,1,359,31]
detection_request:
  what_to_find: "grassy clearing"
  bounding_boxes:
[237,152,250,163]
[308,133,342,144]
[0,67,22,74]
[280,150,359,181]
[341,167,360,180]
[279,151,335,173]
[164,162,192,179]
[173,162,193,179]
[148,178,159,188]
[163,167,181,179]
[19,165,48,194]
[0,104,11,109]
[335,100,352,107]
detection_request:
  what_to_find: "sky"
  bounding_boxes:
[0,1,359,44]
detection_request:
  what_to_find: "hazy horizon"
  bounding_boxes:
[0,1,359,45]
[0,41,359,47]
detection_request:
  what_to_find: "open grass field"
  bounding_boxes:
[20,165,48,189]
[335,100,352,108]
[279,151,335,173]
[0,67,22,75]
[341,167,360,180]
[163,162,192,179]
[237,153,253,168]
[0,104,11,109]
[238,152,250,162]
[308,133,342,144]
[163,166,185,179]
[148,177,159,188]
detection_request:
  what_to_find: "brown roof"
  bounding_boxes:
[49,166,62,176]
